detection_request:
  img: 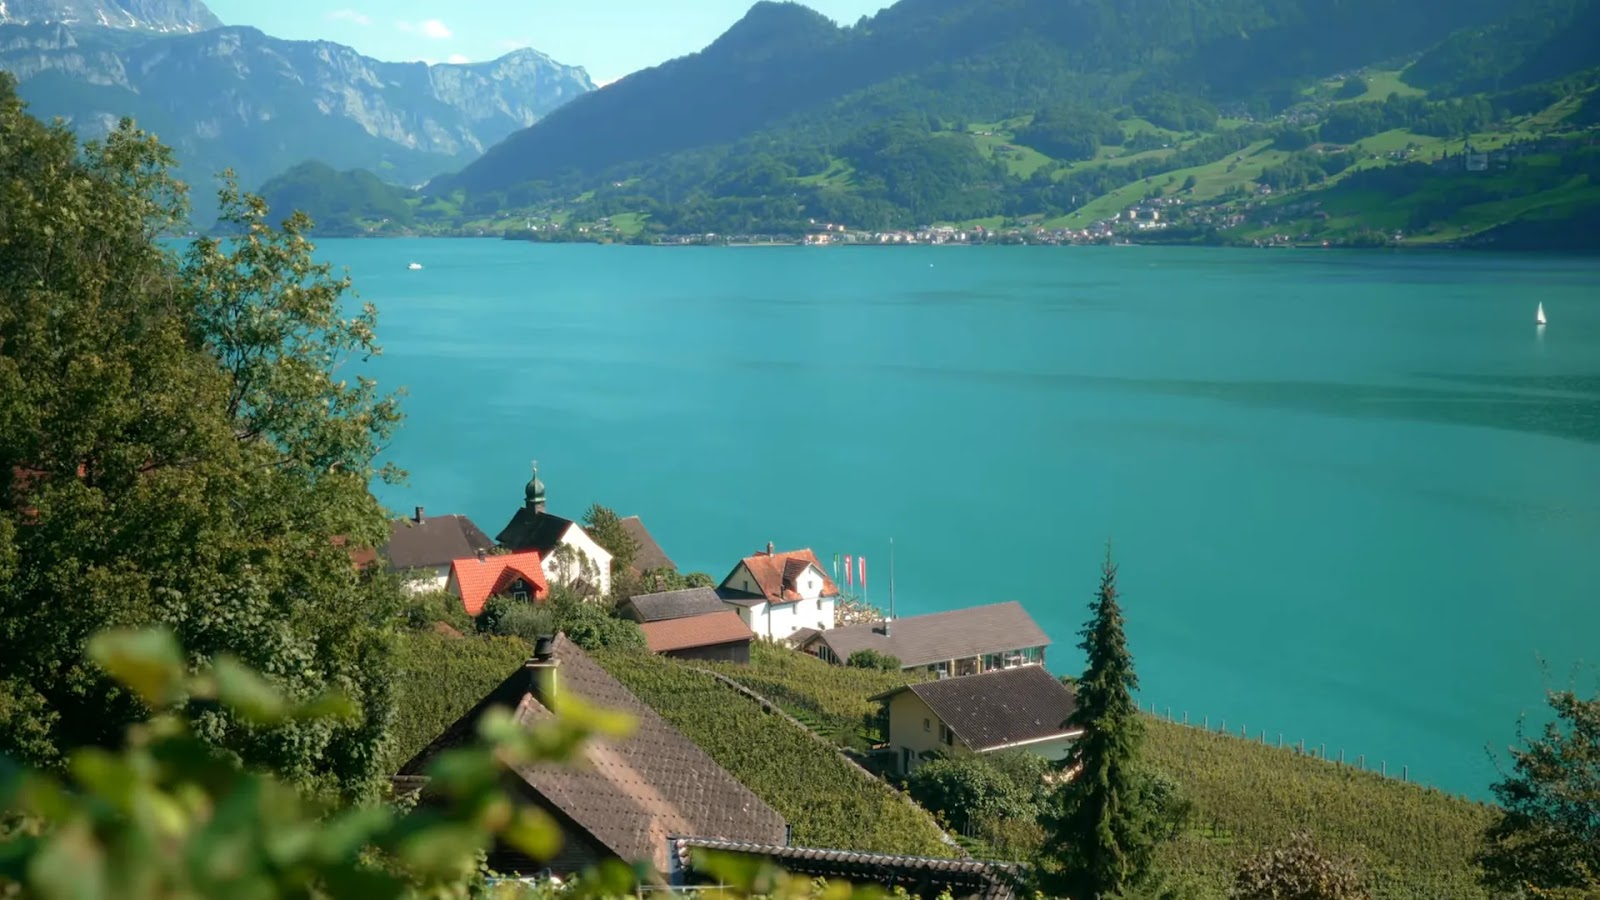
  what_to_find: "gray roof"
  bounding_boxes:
[623,587,728,623]
[878,665,1078,752]
[397,635,787,874]
[620,515,676,573]
[496,506,575,554]
[671,838,1021,900]
[382,513,494,571]
[805,602,1049,669]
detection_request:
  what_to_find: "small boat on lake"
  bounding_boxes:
[1536,302,1547,326]
[407,262,423,271]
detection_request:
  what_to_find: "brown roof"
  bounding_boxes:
[875,666,1078,752]
[804,602,1049,669]
[396,635,786,874]
[671,839,1023,900]
[620,515,676,573]
[720,548,840,605]
[640,611,756,654]
[496,507,576,554]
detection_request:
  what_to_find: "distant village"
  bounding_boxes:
[381,466,1069,893]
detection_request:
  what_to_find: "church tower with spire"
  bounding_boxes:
[525,461,547,514]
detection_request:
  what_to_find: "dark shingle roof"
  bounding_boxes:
[396,635,786,875]
[620,515,675,573]
[671,838,1023,900]
[624,587,728,623]
[496,506,575,554]
[807,602,1049,669]
[383,513,494,571]
[879,665,1078,752]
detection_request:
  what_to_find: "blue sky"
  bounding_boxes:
[204,0,891,85]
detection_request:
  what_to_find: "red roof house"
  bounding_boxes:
[446,550,549,617]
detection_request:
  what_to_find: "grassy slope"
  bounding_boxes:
[1146,719,1495,899]
[699,646,1496,898]
[388,629,533,771]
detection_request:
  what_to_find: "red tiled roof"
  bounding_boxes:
[727,548,839,602]
[639,610,755,654]
[449,551,548,616]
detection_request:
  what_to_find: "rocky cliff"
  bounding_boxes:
[0,14,595,217]
[0,0,221,33]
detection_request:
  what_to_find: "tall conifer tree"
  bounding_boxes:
[1038,546,1158,898]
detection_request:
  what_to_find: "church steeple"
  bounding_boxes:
[525,460,546,513]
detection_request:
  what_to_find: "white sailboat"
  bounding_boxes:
[407,262,423,271]
[1536,302,1547,326]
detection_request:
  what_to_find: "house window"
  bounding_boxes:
[818,645,838,664]
[923,718,930,732]
[940,724,954,746]
[512,590,529,601]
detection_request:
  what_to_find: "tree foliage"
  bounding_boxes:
[1231,832,1370,900]
[1038,548,1164,899]
[581,504,639,579]
[0,74,404,800]
[847,650,902,672]
[1478,688,1600,895]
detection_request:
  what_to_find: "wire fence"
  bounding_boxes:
[1136,698,1419,784]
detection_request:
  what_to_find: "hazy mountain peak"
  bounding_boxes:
[0,0,221,32]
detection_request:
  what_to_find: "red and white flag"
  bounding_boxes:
[859,556,867,591]
[844,555,853,588]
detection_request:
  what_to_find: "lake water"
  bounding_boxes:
[333,239,1600,799]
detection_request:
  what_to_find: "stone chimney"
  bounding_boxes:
[767,541,775,556]
[476,548,487,562]
[527,635,561,701]
[414,506,425,524]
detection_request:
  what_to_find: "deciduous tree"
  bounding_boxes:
[1478,688,1600,895]
[0,75,404,799]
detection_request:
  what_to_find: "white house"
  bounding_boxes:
[381,507,495,594]
[716,544,838,642]
[871,665,1081,775]
[494,467,614,597]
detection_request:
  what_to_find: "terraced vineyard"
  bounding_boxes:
[593,649,958,858]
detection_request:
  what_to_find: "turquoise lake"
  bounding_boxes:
[328,238,1600,799]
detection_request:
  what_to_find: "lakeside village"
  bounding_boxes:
[382,465,1066,894]
[500,134,1593,250]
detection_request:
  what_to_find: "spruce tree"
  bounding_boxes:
[1038,546,1158,899]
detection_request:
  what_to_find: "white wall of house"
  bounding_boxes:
[730,601,767,634]
[400,566,449,595]
[541,524,614,597]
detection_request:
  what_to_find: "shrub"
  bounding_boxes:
[403,588,473,633]
[847,649,901,671]
[1232,832,1370,900]
[906,756,1035,834]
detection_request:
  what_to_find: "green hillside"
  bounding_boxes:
[416,0,1600,244]
[687,646,1496,898]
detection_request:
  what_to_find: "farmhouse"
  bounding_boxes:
[445,549,548,617]
[718,544,840,641]
[796,601,1049,676]
[872,665,1080,775]
[381,506,494,593]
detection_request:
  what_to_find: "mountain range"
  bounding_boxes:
[0,0,595,220]
[418,0,1600,246]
